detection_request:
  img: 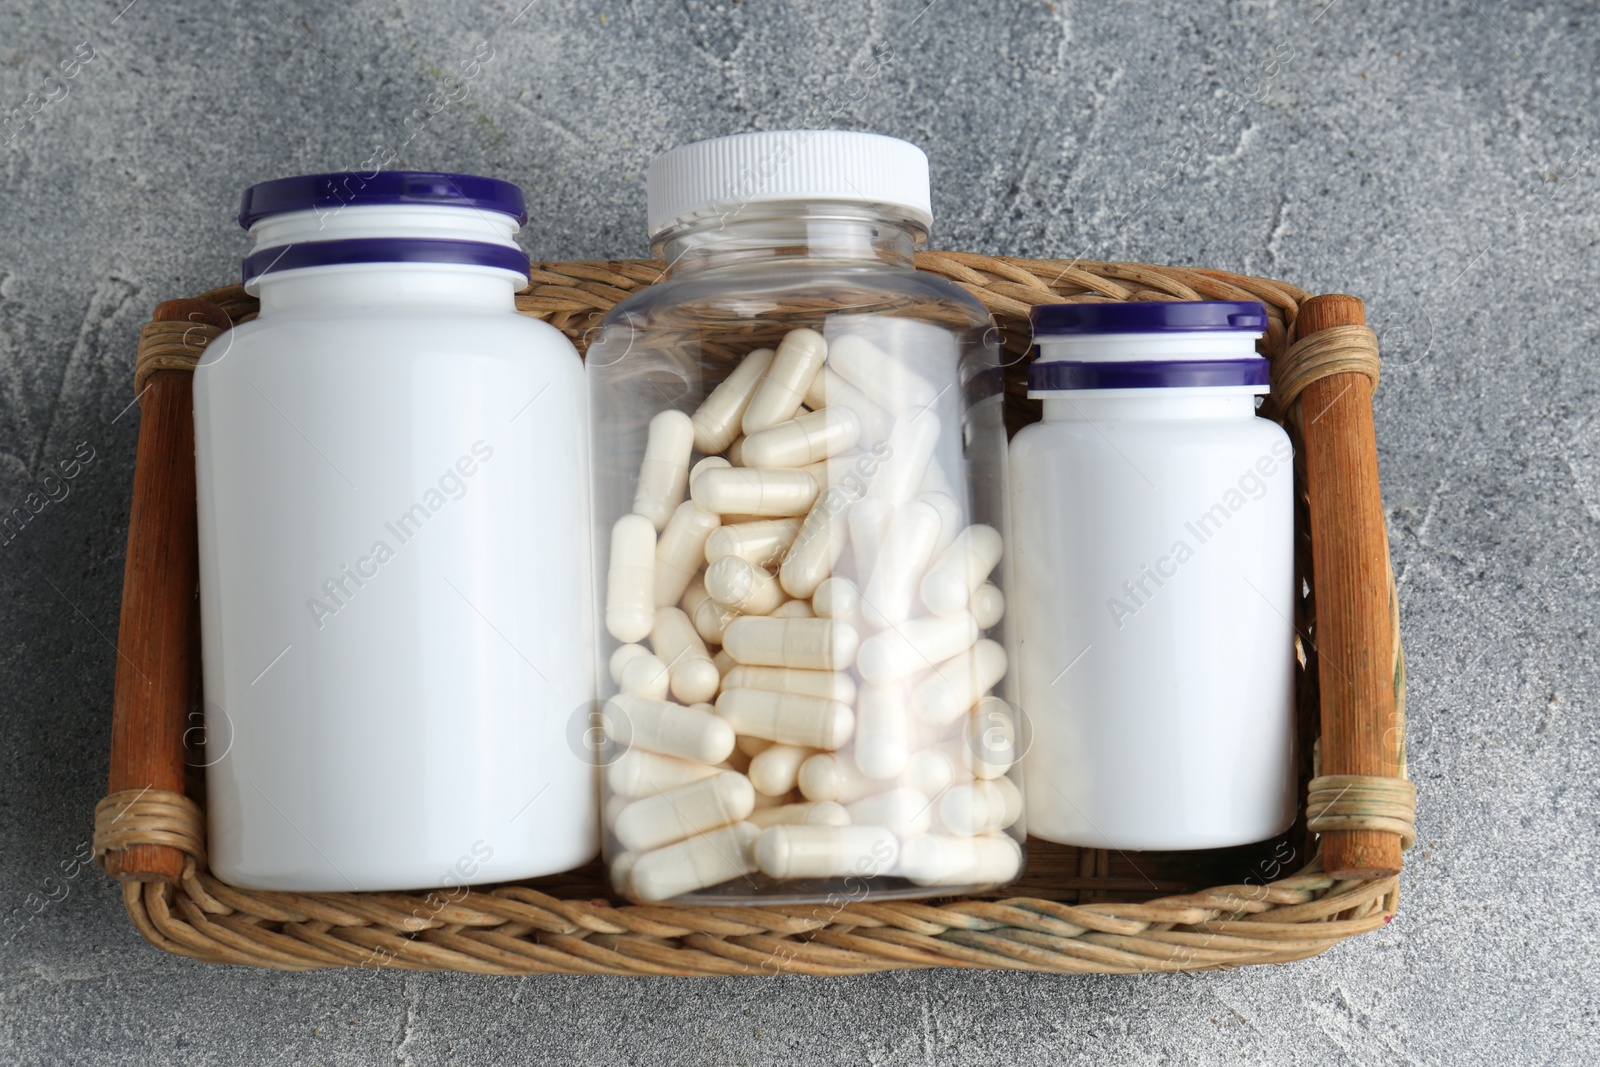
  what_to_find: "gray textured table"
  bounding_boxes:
[2,1,1595,1063]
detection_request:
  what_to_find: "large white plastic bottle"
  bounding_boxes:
[1011,301,1296,850]
[193,172,597,890]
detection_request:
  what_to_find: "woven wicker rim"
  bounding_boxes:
[101,252,1410,976]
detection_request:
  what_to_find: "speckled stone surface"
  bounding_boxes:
[2,1,1596,1063]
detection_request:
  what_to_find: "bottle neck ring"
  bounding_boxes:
[242,203,529,301]
[1040,391,1264,422]
[1028,358,1269,392]
[652,202,924,277]
[253,264,522,314]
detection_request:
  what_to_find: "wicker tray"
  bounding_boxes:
[94,253,1415,975]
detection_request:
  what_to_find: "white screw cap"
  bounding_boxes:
[646,130,933,237]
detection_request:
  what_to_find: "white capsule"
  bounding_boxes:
[921,716,1004,783]
[865,412,941,506]
[847,498,894,581]
[652,606,721,704]
[722,617,860,671]
[633,410,694,530]
[618,652,671,700]
[714,688,855,750]
[922,738,973,789]
[605,514,657,643]
[753,824,899,879]
[935,780,1018,836]
[743,328,828,434]
[769,598,814,618]
[801,363,828,410]
[845,787,932,838]
[736,734,774,758]
[897,833,1022,887]
[991,774,1023,831]
[692,347,776,453]
[680,571,710,614]
[970,582,1005,630]
[747,743,812,797]
[911,639,1008,726]
[719,665,857,705]
[603,791,631,831]
[799,454,840,488]
[822,448,893,495]
[628,822,759,902]
[747,800,851,828]
[608,643,650,685]
[919,489,963,560]
[826,333,939,414]
[803,364,893,441]
[654,501,721,607]
[861,500,943,628]
[691,467,819,518]
[921,524,1004,617]
[904,691,970,749]
[811,576,861,625]
[607,748,721,798]
[610,849,638,895]
[964,696,1018,779]
[935,782,994,836]
[704,517,801,568]
[704,555,785,616]
[613,771,756,853]
[750,785,785,809]
[604,693,736,764]
[779,494,851,599]
[683,576,738,645]
[741,407,862,468]
[905,747,956,798]
[691,455,732,480]
[797,752,885,803]
[853,683,912,779]
[857,613,979,685]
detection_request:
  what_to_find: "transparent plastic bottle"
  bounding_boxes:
[194,172,598,890]
[586,132,1023,903]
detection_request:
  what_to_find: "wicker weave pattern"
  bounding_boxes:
[101,254,1412,975]
[113,811,1398,976]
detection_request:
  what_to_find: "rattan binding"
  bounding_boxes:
[100,253,1412,975]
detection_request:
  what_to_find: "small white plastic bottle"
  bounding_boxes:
[193,172,597,890]
[1011,301,1296,850]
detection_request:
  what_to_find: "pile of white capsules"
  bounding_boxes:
[602,326,1022,901]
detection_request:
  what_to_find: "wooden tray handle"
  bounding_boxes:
[101,299,228,882]
[1293,295,1406,880]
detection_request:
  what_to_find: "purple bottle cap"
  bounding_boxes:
[1032,300,1267,335]
[238,171,528,229]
